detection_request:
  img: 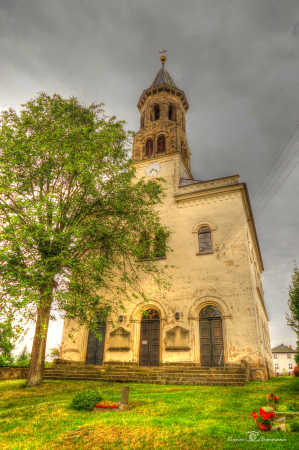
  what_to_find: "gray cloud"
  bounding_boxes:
[1,0,298,349]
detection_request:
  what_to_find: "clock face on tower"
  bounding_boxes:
[145,162,161,177]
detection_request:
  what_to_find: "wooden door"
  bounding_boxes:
[86,322,106,365]
[210,318,224,366]
[139,309,160,366]
[199,318,212,366]
[200,306,224,367]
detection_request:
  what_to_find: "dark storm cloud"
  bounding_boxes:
[0,0,298,348]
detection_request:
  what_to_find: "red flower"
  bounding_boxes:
[274,396,279,403]
[259,408,266,417]
[270,393,274,398]
[252,411,258,420]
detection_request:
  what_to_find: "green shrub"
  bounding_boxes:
[287,401,299,411]
[14,347,31,367]
[70,389,102,411]
[0,353,13,366]
[290,421,299,432]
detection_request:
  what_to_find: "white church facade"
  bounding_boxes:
[60,55,273,380]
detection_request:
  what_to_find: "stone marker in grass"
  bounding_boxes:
[119,386,129,410]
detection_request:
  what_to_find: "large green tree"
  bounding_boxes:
[0,93,167,386]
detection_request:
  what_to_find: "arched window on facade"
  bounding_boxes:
[154,104,160,120]
[168,104,176,121]
[145,139,153,158]
[198,226,212,254]
[140,113,145,129]
[157,135,166,154]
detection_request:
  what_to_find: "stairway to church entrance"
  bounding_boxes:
[44,363,247,385]
[139,309,160,366]
[85,321,106,365]
[199,306,224,367]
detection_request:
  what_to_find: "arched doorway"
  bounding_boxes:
[199,306,224,367]
[139,309,160,366]
[86,320,106,365]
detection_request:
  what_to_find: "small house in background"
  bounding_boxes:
[272,344,297,376]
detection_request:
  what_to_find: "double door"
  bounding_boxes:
[139,310,160,366]
[200,317,224,367]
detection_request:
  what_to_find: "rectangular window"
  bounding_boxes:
[289,364,293,370]
[273,354,278,359]
[138,231,150,260]
[287,353,291,359]
[274,363,279,369]
[153,229,167,259]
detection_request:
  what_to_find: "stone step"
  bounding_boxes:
[44,369,246,378]
[98,368,245,372]
[44,377,246,384]
[44,370,246,378]
[46,366,246,373]
[44,375,245,385]
[44,370,247,385]
[44,363,247,386]
[59,365,243,370]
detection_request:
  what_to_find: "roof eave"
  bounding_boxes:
[137,85,189,111]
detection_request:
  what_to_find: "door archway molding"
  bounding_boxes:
[129,300,166,364]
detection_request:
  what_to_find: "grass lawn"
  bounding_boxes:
[0,377,298,449]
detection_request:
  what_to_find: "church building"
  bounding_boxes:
[60,54,273,380]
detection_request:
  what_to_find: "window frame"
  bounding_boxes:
[157,134,166,154]
[168,104,176,121]
[153,104,160,121]
[145,138,153,158]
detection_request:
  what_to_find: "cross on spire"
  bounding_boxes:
[159,49,167,66]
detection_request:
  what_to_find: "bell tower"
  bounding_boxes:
[132,52,192,177]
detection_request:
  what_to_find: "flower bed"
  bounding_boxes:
[95,400,120,410]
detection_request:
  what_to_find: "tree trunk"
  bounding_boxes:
[26,301,52,387]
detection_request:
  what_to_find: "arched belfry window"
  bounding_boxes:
[145,139,153,158]
[168,104,176,121]
[154,104,160,121]
[157,135,166,154]
[198,226,212,254]
[140,113,145,129]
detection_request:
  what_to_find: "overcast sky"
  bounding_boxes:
[1,0,298,355]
